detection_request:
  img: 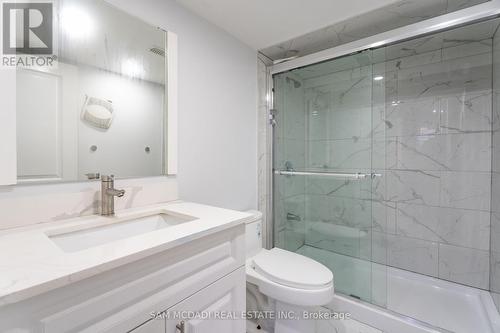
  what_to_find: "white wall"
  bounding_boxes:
[106,0,258,211]
[78,65,164,179]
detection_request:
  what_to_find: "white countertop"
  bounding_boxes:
[0,201,253,306]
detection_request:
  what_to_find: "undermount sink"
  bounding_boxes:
[48,212,196,253]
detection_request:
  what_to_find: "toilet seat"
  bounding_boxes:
[252,248,332,290]
[246,248,334,306]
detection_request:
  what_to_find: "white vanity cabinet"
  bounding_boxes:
[130,266,245,333]
[129,318,165,333]
[0,223,246,333]
[164,267,245,333]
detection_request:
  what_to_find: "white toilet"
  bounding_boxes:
[245,211,334,333]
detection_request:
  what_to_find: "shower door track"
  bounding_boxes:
[270,0,500,75]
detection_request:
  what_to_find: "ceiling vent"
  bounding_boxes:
[149,46,166,57]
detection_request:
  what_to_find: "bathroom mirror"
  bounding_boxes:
[14,0,177,183]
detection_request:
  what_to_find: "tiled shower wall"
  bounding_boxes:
[273,18,500,291]
[370,42,493,290]
[273,73,307,252]
[303,58,374,261]
[491,25,500,310]
[257,55,273,249]
[261,0,491,61]
[299,20,497,290]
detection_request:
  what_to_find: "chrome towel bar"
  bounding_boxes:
[274,170,382,179]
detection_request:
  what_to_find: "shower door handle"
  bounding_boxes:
[274,170,382,179]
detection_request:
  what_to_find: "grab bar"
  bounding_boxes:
[274,170,382,179]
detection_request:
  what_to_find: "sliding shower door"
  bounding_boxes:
[273,49,387,306]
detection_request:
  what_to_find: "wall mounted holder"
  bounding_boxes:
[81,95,114,130]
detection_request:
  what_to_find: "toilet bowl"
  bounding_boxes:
[245,211,334,333]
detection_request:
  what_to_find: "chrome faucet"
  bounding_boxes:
[101,175,125,216]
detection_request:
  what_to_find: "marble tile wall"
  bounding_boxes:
[269,16,500,302]
[257,56,273,249]
[371,38,494,289]
[300,30,496,289]
[490,25,500,312]
[273,71,307,252]
[260,0,490,61]
[301,57,376,266]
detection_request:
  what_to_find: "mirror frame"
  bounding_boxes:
[166,31,178,176]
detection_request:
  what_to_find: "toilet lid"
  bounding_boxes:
[252,248,333,290]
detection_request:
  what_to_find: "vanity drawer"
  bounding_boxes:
[164,267,246,333]
[0,224,245,333]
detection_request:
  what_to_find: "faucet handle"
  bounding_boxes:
[101,174,114,182]
[85,173,100,180]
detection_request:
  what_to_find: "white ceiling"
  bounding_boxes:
[175,0,401,50]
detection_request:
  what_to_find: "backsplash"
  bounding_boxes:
[0,177,178,231]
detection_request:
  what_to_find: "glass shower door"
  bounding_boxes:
[273,49,387,306]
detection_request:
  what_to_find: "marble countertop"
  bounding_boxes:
[0,201,253,306]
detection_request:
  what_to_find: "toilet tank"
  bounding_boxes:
[245,210,263,258]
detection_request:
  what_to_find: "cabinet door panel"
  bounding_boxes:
[16,65,78,182]
[130,318,165,333]
[166,267,245,333]
[28,226,244,333]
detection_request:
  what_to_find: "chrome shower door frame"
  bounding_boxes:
[270,0,500,75]
[266,0,500,250]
